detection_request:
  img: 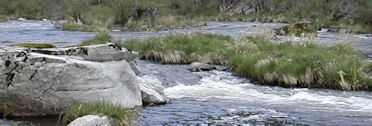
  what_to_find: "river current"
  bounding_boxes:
[1,20,372,126]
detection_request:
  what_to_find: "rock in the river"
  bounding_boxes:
[0,44,143,116]
[188,62,230,72]
[138,75,170,106]
[67,115,113,126]
[188,62,216,72]
[327,27,348,33]
[188,62,218,72]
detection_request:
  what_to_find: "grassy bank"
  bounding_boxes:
[63,102,135,126]
[79,31,112,46]
[121,33,372,91]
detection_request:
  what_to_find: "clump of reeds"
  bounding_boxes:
[231,37,372,90]
[63,101,135,126]
[122,32,233,64]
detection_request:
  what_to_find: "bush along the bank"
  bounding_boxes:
[80,31,112,46]
[121,33,372,91]
[122,33,233,64]
[63,102,135,126]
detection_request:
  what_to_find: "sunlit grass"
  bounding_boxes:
[80,31,112,46]
[63,101,135,126]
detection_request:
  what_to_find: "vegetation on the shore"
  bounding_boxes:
[10,43,56,48]
[63,102,135,126]
[0,0,370,33]
[0,15,10,22]
[80,31,112,46]
[61,22,104,32]
[121,33,372,91]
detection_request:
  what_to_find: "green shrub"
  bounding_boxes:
[63,102,135,126]
[11,43,55,48]
[80,31,112,46]
[84,5,115,27]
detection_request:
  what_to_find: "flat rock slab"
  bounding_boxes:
[0,44,142,116]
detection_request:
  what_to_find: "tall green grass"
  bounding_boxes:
[63,102,135,126]
[80,31,112,46]
[61,21,107,32]
[231,37,372,90]
[121,33,372,90]
[122,33,233,64]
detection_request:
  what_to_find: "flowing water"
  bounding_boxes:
[1,20,372,126]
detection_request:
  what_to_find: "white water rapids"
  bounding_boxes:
[136,60,372,125]
[164,70,372,112]
[1,20,372,125]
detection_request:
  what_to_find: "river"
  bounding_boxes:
[1,20,372,126]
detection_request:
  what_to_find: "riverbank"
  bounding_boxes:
[1,20,372,125]
[1,1,370,33]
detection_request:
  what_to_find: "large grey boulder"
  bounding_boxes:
[0,44,142,116]
[67,115,113,126]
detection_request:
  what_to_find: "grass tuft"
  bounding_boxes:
[61,21,107,32]
[61,22,83,31]
[122,33,233,64]
[11,43,55,48]
[230,37,372,90]
[63,101,135,126]
[80,31,112,46]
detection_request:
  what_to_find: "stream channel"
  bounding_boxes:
[0,20,372,126]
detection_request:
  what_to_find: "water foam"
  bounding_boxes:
[164,70,372,112]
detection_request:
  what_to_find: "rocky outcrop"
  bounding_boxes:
[0,44,144,116]
[67,115,113,126]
